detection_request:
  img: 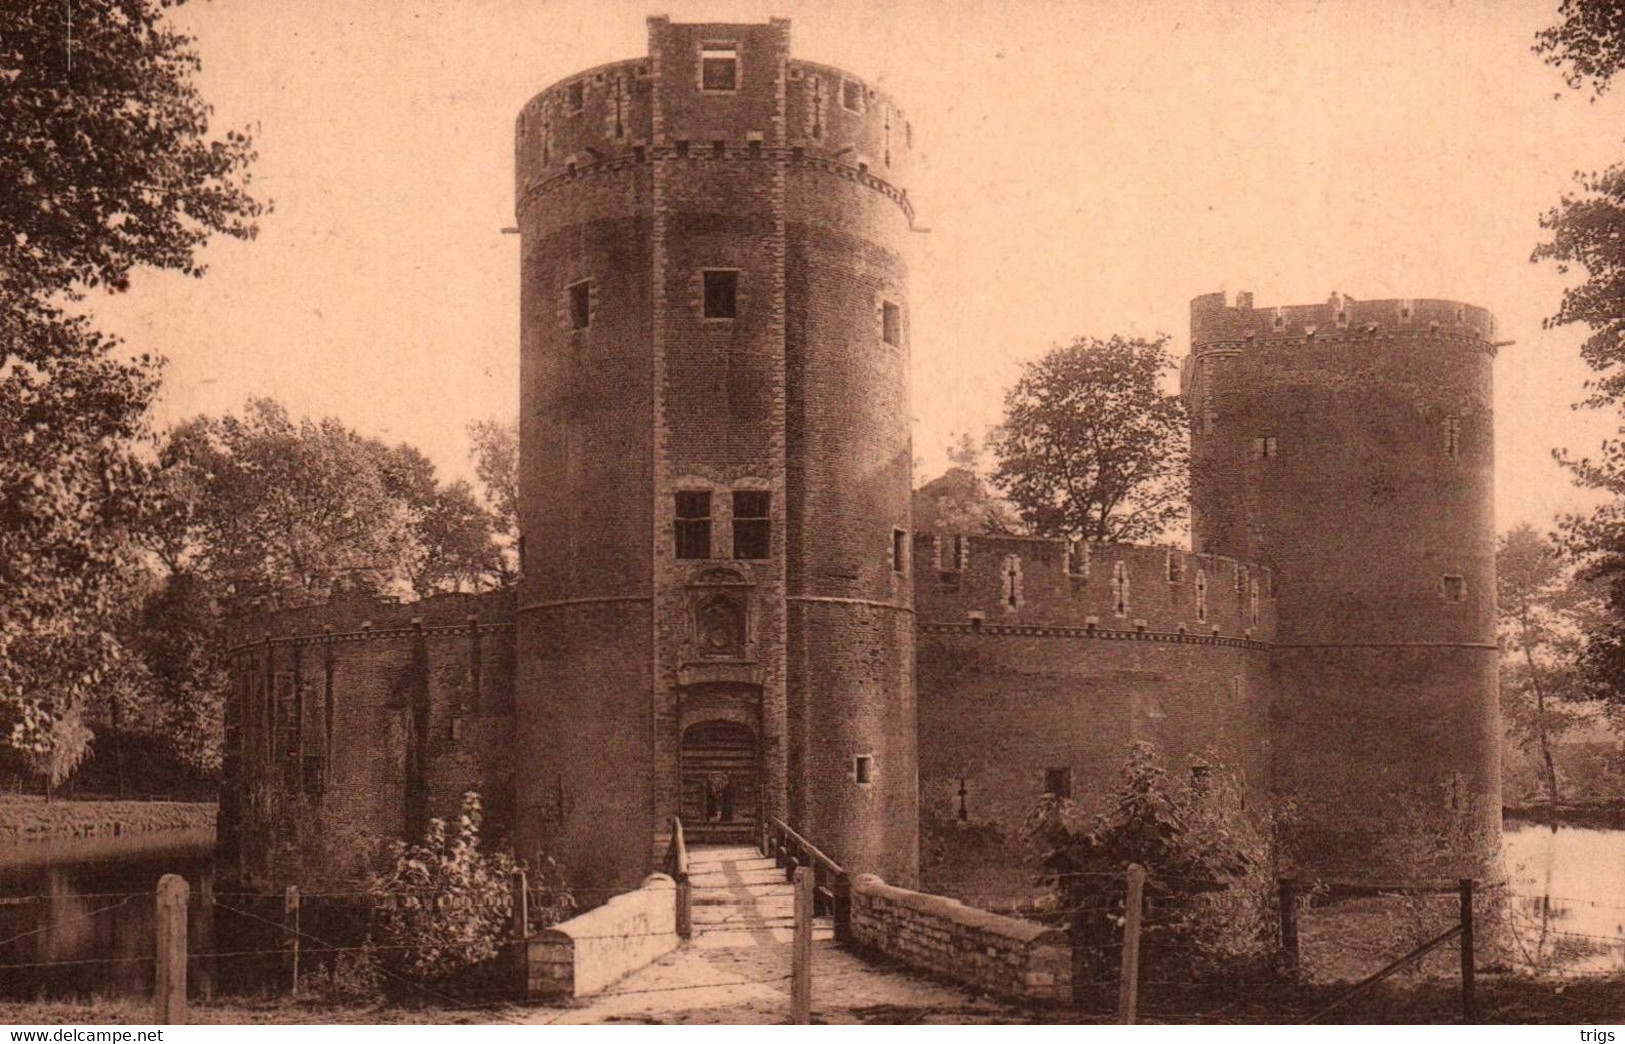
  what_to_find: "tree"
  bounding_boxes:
[0,0,261,788]
[912,433,1023,536]
[467,419,520,583]
[1534,0,1625,98]
[988,335,1189,544]
[1497,524,1600,805]
[154,400,415,608]
[379,444,501,597]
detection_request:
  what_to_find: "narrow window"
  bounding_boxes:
[892,528,908,574]
[882,301,902,346]
[957,777,969,821]
[1195,569,1208,622]
[567,80,585,113]
[1252,436,1278,460]
[674,491,712,560]
[732,491,770,560]
[854,755,873,784]
[701,44,739,91]
[1167,554,1183,583]
[1003,554,1022,609]
[567,280,591,330]
[1066,539,1085,577]
[1249,578,1261,627]
[703,270,738,318]
[953,534,968,572]
[1444,417,1462,460]
[1112,562,1129,617]
[1044,767,1072,800]
[1442,575,1466,603]
[842,79,863,112]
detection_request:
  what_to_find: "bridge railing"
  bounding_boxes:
[662,815,691,939]
[761,817,850,943]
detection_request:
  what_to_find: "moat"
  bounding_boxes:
[0,817,1619,999]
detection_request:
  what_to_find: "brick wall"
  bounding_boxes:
[221,589,515,889]
[849,873,1070,1003]
[1186,291,1501,877]
[512,18,919,890]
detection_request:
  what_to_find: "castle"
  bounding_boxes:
[218,19,1501,899]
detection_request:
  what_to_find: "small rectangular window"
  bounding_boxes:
[1252,436,1278,460]
[567,81,585,113]
[1044,767,1072,800]
[892,528,908,574]
[675,491,711,560]
[703,270,738,318]
[1442,575,1466,603]
[1167,555,1183,583]
[567,280,591,330]
[842,79,863,112]
[882,301,901,346]
[701,44,739,91]
[732,491,770,560]
[854,755,873,784]
[1444,417,1462,460]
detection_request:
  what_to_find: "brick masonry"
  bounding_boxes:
[219,20,1500,903]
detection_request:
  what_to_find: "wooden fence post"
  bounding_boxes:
[832,872,852,945]
[1459,878,1476,1021]
[791,866,814,1024]
[1279,877,1300,975]
[283,885,300,995]
[1117,864,1146,1026]
[153,874,188,1024]
[676,872,692,940]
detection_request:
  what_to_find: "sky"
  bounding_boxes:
[89,0,1625,533]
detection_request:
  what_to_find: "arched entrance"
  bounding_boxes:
[680,720,759,843]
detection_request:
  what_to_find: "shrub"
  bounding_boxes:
[368,792,521,993]
[1023,742,1279,982]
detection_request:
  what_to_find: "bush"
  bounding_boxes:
[368,792,522,993]
[1022,742,1280,982]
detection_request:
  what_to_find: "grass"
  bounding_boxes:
[2,974,1620,1025]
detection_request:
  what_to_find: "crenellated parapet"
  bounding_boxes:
[912,533,1275,645]
[1186,291,1498,388]
[513,22,913,224]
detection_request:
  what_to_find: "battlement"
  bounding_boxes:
[912,533,1275,643]
[225,587,516,653]
[514,21,912,209]
[1189,291,1497,352]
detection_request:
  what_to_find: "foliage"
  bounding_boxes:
[466,420,520,584]
[1022,743,1276,982]
[368,793,538,991]
[1532,167,1625,410]
[1534,0,1625,99]
[913,433,1024,536]
[0,0,263,304]
[989,335,1189,543]
[0,0,261,789]
[1496,524,1606,805]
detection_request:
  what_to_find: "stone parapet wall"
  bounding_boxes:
[848,873,1070,1003]
[526,873,679,999]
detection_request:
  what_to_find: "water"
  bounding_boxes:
[0,828,217,999]
[1501,820,1625,975]
[1,818,1620,999]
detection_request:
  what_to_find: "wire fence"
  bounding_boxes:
[2,856,1621,1024]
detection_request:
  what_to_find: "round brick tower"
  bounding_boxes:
[1184,291,1501,878]
[513,18,918,891]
